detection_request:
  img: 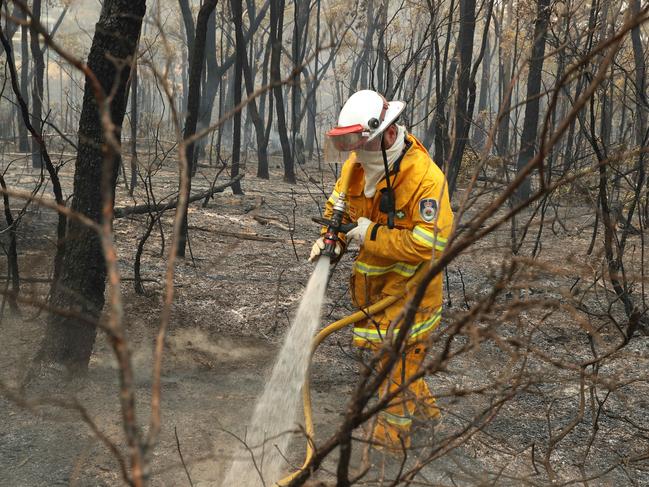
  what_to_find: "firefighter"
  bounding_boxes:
[310,89,454,450]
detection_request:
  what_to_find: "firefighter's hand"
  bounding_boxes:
[346,217,372,246]
[309,237,342,262]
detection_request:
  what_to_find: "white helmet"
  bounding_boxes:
[326,90,406,151]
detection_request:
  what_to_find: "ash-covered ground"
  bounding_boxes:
[1,153,647,486]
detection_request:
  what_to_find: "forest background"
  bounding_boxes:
[0,0,648,485]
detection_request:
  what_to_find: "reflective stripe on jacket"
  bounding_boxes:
[323,134,454,347]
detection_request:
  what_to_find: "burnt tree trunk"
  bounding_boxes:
[270,0,294,183]
[473,33,490,150]
[423,0,456,162]
[37,0,147,372]
[177,0,218,257]
[258,35,274,179]
[446,0,476,194]
[195,9,218,161]
[238,0,269,179]
[230,0,244,194]
[30,0,44,168]
[630,0,648,226]
[18,21,29,152]
[129,60,138,196]
[290,0,310,162]
[515,0,550,202]
[178,0,195,113]
[496,0,513,157]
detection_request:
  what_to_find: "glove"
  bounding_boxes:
[309,236,342,262]
[346,217,372,246]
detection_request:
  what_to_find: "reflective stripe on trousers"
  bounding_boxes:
[380,410,412,427]
[353,260,420,278]
[352,307,442,345]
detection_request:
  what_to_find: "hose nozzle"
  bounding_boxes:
[312,215,357,258]
[313,163,358,259]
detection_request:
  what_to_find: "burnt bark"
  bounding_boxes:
[18,21,29,152]
[129,60,138,196]
[290,0,310,161]
[230,0,244,194]
[238,0,269,179]
[423,0,456,163]
[446,0,476,193]
[473,33,490,149]
[30,0,44,169]
[495,0,514,157]
[270,0,294,183]
[515,0,550,202]
[630,0,648,226]
[195,8,218,161]
[259,35,274,179]
[177,0,218,257]
[38,0,147,371]
[0,174,19,311]
[178,0,195,113]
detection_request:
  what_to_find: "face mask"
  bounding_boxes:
[355,125,406,198]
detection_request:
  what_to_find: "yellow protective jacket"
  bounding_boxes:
[323,134,454,348]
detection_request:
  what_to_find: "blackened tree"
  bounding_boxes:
[515,0,551,201]
[177,0,219,257]
[38,0,147,372]
[269,0,295,183]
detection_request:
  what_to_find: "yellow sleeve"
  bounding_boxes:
[363,179,453,264]
[322,180,340,221]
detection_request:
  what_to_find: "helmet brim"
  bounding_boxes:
[366,100,406,142]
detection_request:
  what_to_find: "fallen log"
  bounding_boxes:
[113,174,244,218]
[253,214,291,231]
[0,276,159,283]
[188,225,306,244]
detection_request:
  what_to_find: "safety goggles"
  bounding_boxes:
[325,124,370,151]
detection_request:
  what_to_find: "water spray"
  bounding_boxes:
[224,162,407,486]
[222,167,359,486]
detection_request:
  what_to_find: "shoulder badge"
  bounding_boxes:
[419,198,438,222]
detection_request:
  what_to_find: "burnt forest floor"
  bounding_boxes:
[0,151,648,486]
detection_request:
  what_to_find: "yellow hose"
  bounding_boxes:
[276,265,429,486]
[335,157,357,201]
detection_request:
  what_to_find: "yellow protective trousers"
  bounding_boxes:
[367,344,440,450]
